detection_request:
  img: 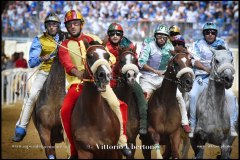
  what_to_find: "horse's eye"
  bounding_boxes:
[87,54,93,59]
[215,59,219,64]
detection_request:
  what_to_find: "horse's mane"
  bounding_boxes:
[215,45,226,50]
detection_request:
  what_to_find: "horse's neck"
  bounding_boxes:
[159,72,177,101]
[46,57,65,89]
[206,78,225,109]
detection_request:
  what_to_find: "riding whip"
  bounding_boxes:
[15,53,56,96]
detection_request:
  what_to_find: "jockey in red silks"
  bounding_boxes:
[58,10,132,159]
[105,23,148,135]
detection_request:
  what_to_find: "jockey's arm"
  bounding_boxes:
[28,37,42,68]
[194,60,211,74]
[70,68,84,80]
[143,64,163,76]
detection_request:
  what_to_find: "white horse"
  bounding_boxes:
[190,47,236,159]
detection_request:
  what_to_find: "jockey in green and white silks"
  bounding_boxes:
[138,24,192,133]
[188,22,239,137]
[12,12,67,142]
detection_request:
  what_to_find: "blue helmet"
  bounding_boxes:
[203,22,218,32]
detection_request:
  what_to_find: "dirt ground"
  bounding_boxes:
[1,101,239,159]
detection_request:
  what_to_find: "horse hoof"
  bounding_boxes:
[48,155,55,159]
[122,146,132,157]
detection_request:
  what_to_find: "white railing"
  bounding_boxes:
[1,68,36,105]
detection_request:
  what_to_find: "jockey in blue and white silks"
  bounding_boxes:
[189,22,238,137]
[138,24,192,133]
[12,12,68,142]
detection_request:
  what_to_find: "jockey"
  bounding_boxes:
[12,12,68,142]
[138,24,192,133]
[188,22,239,138]
[105,22,148,135]
[169,25,181,43]
[58,10,132,159]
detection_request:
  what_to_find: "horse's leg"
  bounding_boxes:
[190,136,205,159]
[162,143,171,159]
[127,141,136,159]
[169,128,181,159]
[181,131,190,159]
[77,148,93,159]
[220,136,235,159]
[149,127,163,159]
[140,134,152,159]
[37,126,56,159]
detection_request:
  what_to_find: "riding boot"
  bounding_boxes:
[133,82,148,135]
[176,89,191,133]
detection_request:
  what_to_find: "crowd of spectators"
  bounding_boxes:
[1,1,239,46]
[1,52,28,71]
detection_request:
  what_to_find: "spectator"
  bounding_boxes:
[15,52,28,68]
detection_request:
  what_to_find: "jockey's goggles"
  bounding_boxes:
[66,20,81,28]
[46,22,59,27]
[203,29,217,36]
[108,31,123,37]
[155,34,168,40]
[170,31,180,36]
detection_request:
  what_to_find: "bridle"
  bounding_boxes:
[164,53,194,85]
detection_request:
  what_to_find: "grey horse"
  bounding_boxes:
[190,48,236,159]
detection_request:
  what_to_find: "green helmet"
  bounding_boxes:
[203,22,217,31]
[154,24,169,36]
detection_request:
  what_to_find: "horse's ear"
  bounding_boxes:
[209,47,216,56]
[102,35,108,47]
[83,39,90,50]
[133,44,137,53]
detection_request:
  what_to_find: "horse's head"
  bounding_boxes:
[84,40,111,92]
[209,47,235,89]
[119,45,139,86]
[168,46,194,92]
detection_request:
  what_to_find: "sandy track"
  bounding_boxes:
[2,101,239,159]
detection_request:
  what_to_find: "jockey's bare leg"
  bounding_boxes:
[101,84,132,157]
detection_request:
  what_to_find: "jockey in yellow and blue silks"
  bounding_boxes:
[188,22,239,138]
[12,12,68,143]
[105,22,148,135]
[138,24,191,133]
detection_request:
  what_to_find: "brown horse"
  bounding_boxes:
[113,46,140,159]
[71,41,122,159]
[32,52,66,159]
[140,46,194,159]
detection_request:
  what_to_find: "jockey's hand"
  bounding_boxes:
[40,55,51,62]
[153,69,163,76]
[203,66,211,74]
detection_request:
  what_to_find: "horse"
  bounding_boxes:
[32,52,66,159]
[140,46,194,159]
[190,47,236,159]
[112,46,140,159]
[71,40,122,159]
